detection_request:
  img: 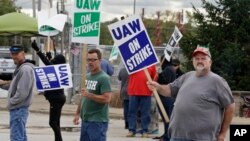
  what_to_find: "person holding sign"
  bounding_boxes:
[154,56,177,141]
[147,46,235,141]
[7,45,35,141]
[32,41,66,141]
[127,65,157,138]
[73,49,112,141]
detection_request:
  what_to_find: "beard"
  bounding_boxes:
[195,64,205,73]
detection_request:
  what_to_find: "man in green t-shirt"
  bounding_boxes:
[73,48,112,141]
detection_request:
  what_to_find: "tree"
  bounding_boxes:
[100,18,118,45]
[180,0,250,90]
[0,0,16,16]
[99,11,183,46]
[0,0,17,46]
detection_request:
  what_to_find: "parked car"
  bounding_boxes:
[0,47,15,80]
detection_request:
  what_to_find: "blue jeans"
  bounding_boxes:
[128,96,151,134]
[158,95,174,141]
[80,121,108,141]
[123,100,129,128]
[10,107,29,141]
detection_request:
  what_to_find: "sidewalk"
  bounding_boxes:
[1,93,250,141]
[1,93,250,125]
[0,93,124,119]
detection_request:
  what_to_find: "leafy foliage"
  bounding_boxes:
[180,0,250,90]
[99,10,179,46]
[0,0,17,46]
[0,0,16,16]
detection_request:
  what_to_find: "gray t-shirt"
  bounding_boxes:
[169,71,234,141]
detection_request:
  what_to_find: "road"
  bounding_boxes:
[1,105,249,141]
[0,110,163,141]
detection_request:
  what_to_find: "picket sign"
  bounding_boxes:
[34,64,73,91]
[108,15,169,123]
[164,26,183,61]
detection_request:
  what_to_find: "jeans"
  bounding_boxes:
[48,98,66,141]
[128,96,151,134]
[123,100,129,129]
[80,121,108,141]
[158,95,174,141]
[10,107,29,141]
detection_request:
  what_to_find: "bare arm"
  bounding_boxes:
[0,79,11,85]
[147,81,172,97]
[217,103,235,141]
[82,88,112,104]
[73,96,83,125]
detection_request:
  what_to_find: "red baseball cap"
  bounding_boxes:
[192,46,211,58]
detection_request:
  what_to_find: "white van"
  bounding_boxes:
[0,48,15,80]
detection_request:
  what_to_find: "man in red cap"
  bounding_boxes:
[147,45,235,141]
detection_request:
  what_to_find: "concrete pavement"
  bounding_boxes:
[0,93,124,119]
[0,94,164,141]
[1,94,250,141]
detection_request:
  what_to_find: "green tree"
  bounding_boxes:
[0,0,17,46]
[100,18,118,45]
[0,0,16,16]
[99,11,182,46]
[180,0,250,90]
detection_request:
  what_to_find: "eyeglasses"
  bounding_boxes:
[87,58,99,62]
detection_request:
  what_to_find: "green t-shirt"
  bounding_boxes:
[80,71,112,122]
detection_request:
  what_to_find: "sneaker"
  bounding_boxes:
[141,133,150,138]
[126,132,135,137]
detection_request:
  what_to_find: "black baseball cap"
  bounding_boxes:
[9,45,24,53]
[172,58,180,66]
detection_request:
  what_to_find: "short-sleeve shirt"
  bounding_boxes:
[128,65,157,96]
[80,71,112,122]
[169,71,234,141]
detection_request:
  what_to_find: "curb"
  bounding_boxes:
[0,107,124,120]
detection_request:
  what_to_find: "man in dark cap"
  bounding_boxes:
[7,45,35,141]
[172,58,183,78]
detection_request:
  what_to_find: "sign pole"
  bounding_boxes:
[143,68,169,123]
[81,44,87,89]
[46,36,50,53]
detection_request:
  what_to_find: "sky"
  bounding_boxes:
[15,0,214,22]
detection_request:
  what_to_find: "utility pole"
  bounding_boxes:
[49,0,53,8]
[154,11,161,46]
[38,0,41,11]
[60,0,65,54]
[177,9,184,33]
[133,0,136,14]
[31,0,36,61]
[141,8,145,21]
[32,0,36,18]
